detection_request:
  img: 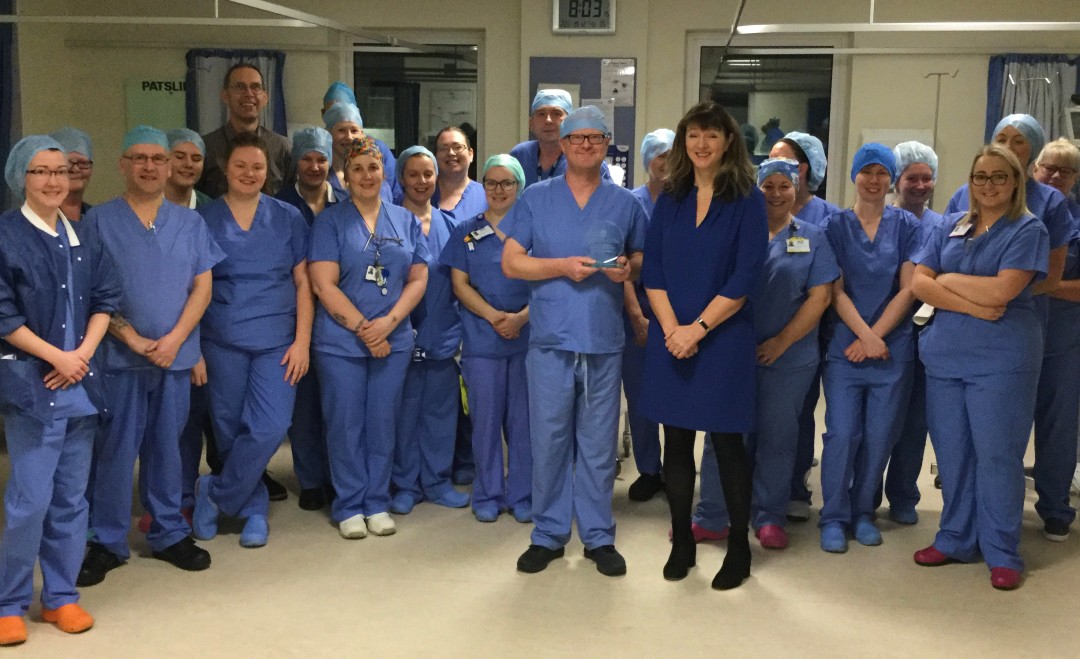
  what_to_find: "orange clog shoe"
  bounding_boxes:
[41,603,94,634]
[0,616,27,646]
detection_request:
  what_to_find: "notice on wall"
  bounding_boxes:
[600,58,635,107]
[125,79,186,131]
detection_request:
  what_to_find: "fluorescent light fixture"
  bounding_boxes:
[737,22,1080,34]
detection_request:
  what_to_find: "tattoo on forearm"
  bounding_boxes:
[333,313,348,328]
[109,313,129,330]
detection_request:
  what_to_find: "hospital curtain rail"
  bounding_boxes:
[985,54,1080,145]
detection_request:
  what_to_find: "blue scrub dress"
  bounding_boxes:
[819,206,921,531]
[0,208,120,617]
[86,199,224,559]
[442,213,532,514]
[309,200,430,523]
[748,220,839,529]
[276,183,340,494]
[915,212,1049,571]
[198,195,310,520]
[501,177,646,550]
[391,209,464,507]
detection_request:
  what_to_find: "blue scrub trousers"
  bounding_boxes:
[392,357,460,503]
[693,438,730,531]
[316,350,409,522]
[0,413,95,616]
[89,369,191,558]
[289,352,329,491]
[178,382,212,511]
[747,363,818,529]
[927,369,1038,571]
[621,339,662,476]
[819,358,913,528]
[461,353,531,511]
[203,342,297,518]
[883,359,927,514]
[527,349,621,550]
[1033,346,1080,526]
[791,363,824,505]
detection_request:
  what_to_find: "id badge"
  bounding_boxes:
[365,265,379,282]
[470,225,495,241]
[786,236,810,253]
[949,222,974,238]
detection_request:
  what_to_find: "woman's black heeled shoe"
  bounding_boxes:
[711,537,751,590]
[663,539,697,581]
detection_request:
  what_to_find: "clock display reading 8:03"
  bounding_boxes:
[553,0,614,33]
[568,0,604,18]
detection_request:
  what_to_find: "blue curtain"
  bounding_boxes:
[985,54,1080,142]
[1,0,15,207]
[185,49,287,135]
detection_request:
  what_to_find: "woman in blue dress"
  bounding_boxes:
[442,155,532,522]
[639,101,767,590]
[912,144,1048,590]
[308,136,429,539]
[192,132,312,548]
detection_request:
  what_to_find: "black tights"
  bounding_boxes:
[663,426,751,543]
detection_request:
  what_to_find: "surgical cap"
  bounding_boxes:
[993,114,1046,166]
[892,141,938,180]
[757,157,800,188]
[49,126,92,160]
[323,81,356,107]
[482,154,526,198]
[122,125,169,152]
[560,105,609,139]
[291,127,332,162]
[324,102,363,131]
[640,129,675,170]
[166,128,205,155]
[850,142,897,183]
[5,135,65,200]
[395,145,438,183]
[347,136,382,162]
[782,131,827,191]
[531,89,573,115]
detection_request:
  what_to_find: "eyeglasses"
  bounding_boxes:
[1038,164,1078,177]
[67,159,93,170]
[435,144,469,155]
[970,173,1010,186]
[228,82,265,94]
[26,168,71,179]
[483,178,518,192]
[564,133,609,145]
[123,154,169,166]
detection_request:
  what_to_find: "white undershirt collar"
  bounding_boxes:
[21,203,81,246]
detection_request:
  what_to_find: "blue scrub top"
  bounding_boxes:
[51,227,98,419]
[945,180,1072,249]
[509,140,612,188]
[276,182,340,226]
[441,213,530,358]
[752,219,840,370]
[501,177,647,354]
[200,195,310,352]
[431,180,488,223]
[824,205,923,362]
[631,184,656,217]
[914,212,1049,377]
[625,185,658,339]
[410,209,463,360]
[309,200,429,357]
[88,198,225,371]
[1046,221,1080,356]
[796,195,841,228]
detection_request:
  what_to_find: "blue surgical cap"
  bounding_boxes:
[560,105,609,139]
[783,131,827,191]
[640,129,675,170]
[323,81,356,107]
[396,145,438,183]
[324,102,363,131]
[291,126,332,162]
[122,125,169,153]
[166,128,206,155]
[531,89,572,115]
[5,135,65,200]
[482,154,526,198]
[757,157,800,188]
[893,141,938,180]
[49,127,92,160]
[993,114,1046,166]
[850,142,897,183]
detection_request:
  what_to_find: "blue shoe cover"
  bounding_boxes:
[193,475,219,541]
[820,523,848,553]
[240,515,269,548]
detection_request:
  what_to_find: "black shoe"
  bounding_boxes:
[628,473,664,502]
[152,536,211,571]
[663,534,696,581]
[263,472,288,502]
[584,545,627,577]
[516,545,565,573]
[77,543,124,587]
[452,468,475,486]
[712,536,751,590]
[1043,518,1071,542]
[298,487,326,511]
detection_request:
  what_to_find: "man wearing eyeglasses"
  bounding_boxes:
[502,106,646,578]
[198,63,292,199]
[78,125,225,587]
[49,127,95,221]
[510,89,611,188]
